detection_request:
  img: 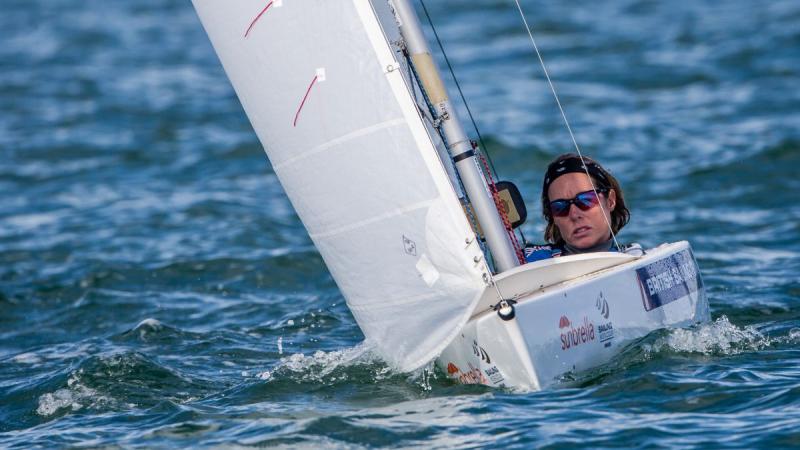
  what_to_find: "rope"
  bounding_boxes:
[420,0,531,268]
[402,46,493,266]
[403,48,439,130]
[478,151,526,264]
[512,0,622,251]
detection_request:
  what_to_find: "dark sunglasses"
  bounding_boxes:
[549,189,608,217]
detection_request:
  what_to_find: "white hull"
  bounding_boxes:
[438,241,710,390]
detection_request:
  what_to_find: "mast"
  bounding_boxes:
[389,0,520,273]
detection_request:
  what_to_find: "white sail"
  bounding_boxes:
[191,0,489,370]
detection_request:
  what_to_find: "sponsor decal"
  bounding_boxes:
[636,249,703,311]
[402,235,417,256]
[447,362,488,385]
[484,365,505,385]
[471,341,491,364]
[595,292,610,319]
[598,322,614,348]
[560,316,596,350]
[595,292,614,347]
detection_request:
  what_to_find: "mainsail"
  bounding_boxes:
[192,0,489,370]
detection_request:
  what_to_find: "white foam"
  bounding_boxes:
[41,343,93,361]
[251,342,442,390]
[645,316,769,355]
[134,318,163,340]
[36,373,113,417]
[136,318,162,329]
[289,346,370,373]
[7,212,62,229]
[789,328,800,341]
[12,352,42,365]
[253,343,382,383]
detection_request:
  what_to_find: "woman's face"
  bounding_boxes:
[547,172,616,249]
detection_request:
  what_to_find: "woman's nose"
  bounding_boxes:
[568,203,583,219]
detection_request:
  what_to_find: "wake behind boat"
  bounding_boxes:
[190,0,710,390]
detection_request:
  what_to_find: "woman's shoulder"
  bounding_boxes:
[523,241,643,263]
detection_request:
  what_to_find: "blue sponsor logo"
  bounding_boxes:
[636,249,703,311]
[597,322,614,348]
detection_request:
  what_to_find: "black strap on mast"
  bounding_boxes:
[418,0,498,179]
[418,0,528,246]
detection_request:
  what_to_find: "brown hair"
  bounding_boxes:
[541,153,630,245]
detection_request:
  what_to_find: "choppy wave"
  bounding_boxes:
[3,0,800,447]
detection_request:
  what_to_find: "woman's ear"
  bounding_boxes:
[607,189,617,211]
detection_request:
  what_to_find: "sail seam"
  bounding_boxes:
[272,118,407,171]
[308,198,436,239]
[347,290,443,310]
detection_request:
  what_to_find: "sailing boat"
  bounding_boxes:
[190,0,709,390]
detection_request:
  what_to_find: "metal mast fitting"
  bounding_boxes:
[390,0,520,272]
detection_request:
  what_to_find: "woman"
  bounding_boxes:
[525,153,632,262]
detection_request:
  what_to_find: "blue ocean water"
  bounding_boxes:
[2,0,799,447]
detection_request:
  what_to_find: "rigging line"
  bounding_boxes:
[406,51,418,105]
[518,227,528,246]
[404,45,497,271]
[418,0,498,179]
[478,152,526,264]
[512,0,622,251]
[403,48,437,126]
[403,46,492,265]
[420,0,529,253]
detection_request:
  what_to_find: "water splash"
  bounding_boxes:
[36,372,114,417]
[256,343,380,383]
[408,361,439,392]
[250,343,452,394]
[789,328,800,341]
[644,316,770,356]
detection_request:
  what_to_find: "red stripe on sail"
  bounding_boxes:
[244,1,274,38]
[293,75,319,127]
